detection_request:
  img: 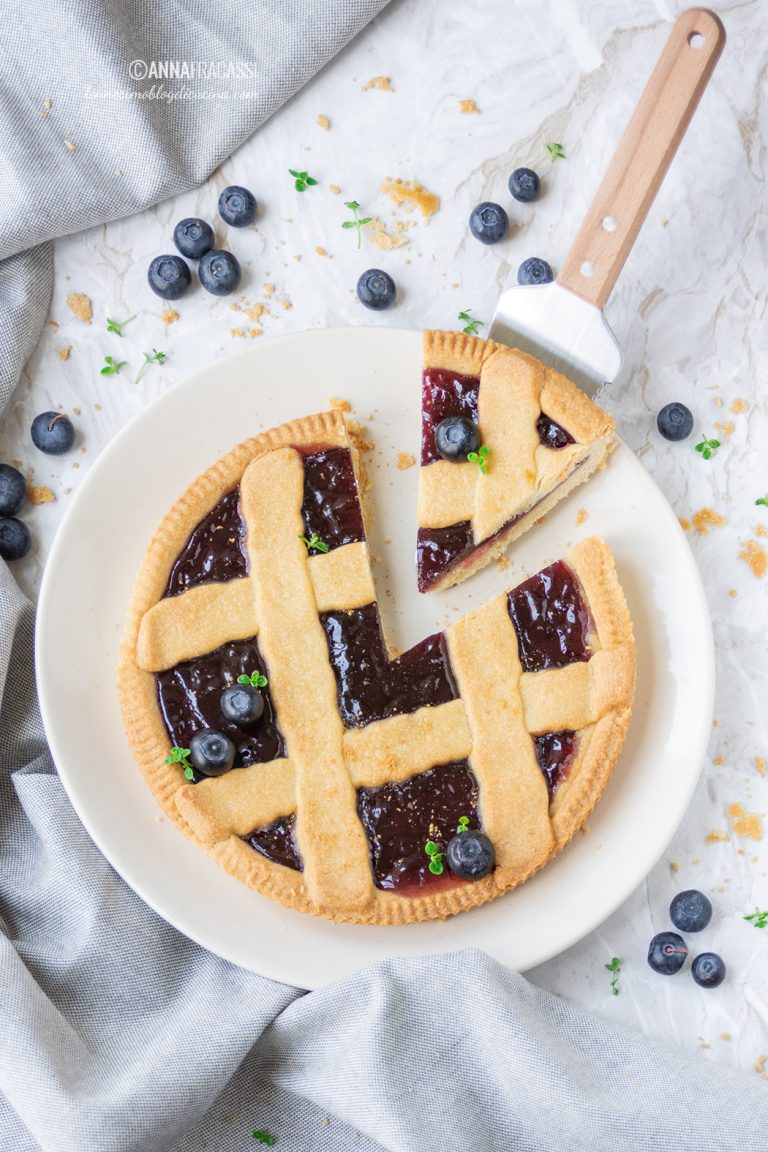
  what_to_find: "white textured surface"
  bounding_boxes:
[2,0,767,1078]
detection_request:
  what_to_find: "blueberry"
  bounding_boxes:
[435,415,480,462]
[356,269,396,311]
[147,254,192,300]
[0,517,31,562]
[31,412,75,455]
[218,185,257,228]
[173,218,214,260]
[469,202,508,245]
[657,402,693,442]
[0,464,27,516]
[189,729,236,777]
[199,249,241,296]
[691,952,726,988]
[517,257,554,286]
[221,684,265,726]
[509,167,541,203]
[647,931,688,975]
[670,889,712,934]
[446,830,495,879]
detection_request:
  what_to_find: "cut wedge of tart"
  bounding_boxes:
[417,331,616,592]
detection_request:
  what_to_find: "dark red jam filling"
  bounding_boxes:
[244,814,302,872]
[507,560,592,672]
[301,448,365,553]
[421,367,479,465]
[416,522,473,592]
[320,602,457,728]
[537,414,575,449]
[357,760,480,891]
[165,490,248,597]
[534,731,579,796]
[156,637,285,782]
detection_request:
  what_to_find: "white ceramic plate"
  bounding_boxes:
[36,328,714,988]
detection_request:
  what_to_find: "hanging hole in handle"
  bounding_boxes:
[601,215,617,233]
[687,31,705,49]
[580,261,595,278]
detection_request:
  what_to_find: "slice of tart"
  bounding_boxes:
[417,330,616,592]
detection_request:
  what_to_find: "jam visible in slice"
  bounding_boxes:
[244,814,302,872]
[320,603,457,728]
[534,731,579,796]
[301,448,365,553]
[156,637,285,780]
[537,413,575,449]
[421,367,480,465]
[416,522,474,593]
[165,489,248,597]
[357,760,480,891]
[507,560,593,672]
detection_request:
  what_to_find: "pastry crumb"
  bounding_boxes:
[329,184,341,195]
[755,1055,767,1075]
[727,802,762,840]
[229,327,244,338]
[670,861,680,872]
[161,308,179,325]
[705,830,730,844]
[459,99,480,114]
[381,178,439,219]
[728,589,738,598]
[730,398,748,414]
[66,292,92,323]
[756,523,768,538]
[714,420,735,438]
[713,396,724,408]
[64,138,76,152]
[496,556,511,572]
[248,327,263,338]
[397,451,416,470]
[328,397,351,413]
[755,756,766,776]
[280,297,293,311]
[576,508,588,526]
[315,246,331,257]
[699,1039,711,1049]
[740,539,767,579]
[362,76,393,92]
[316,113,330,130]
[692,507,726,535]
[28,485,55,505]
[263,283,275,296]
[321,1118,330,1128]
[94,402,101,412]
[713,755,724,766]
[721,1032,731,1041]
[678,517,691,532]
[38,97,52,119]
[366,216,410,250]
[579,822,590,836]
[57,345,71,361]
[48,320,59,329]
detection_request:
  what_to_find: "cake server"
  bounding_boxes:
[490,8,725,394]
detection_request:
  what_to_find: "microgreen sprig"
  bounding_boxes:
[341,200,372,249]
[756,495,768,508]
[299,531,330,553]
[289,168,318,192]
[425,840,444,875]
[251,1132,276,1147]
[458,310,483,337]
[135,349,166,384]
[166,746,195,781]
[467,444,490,474]
[100,355,127,377]
[457,816,470,833]
[695,434,721,461]
[106,315,136,337]
[744,909,768,929]
[546,142,566,161]
[238,671,268,689]
[605,956,621,996]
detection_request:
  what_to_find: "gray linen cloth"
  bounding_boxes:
[1,3,766,1149]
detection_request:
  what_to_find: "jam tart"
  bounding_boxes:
[119,383,634,926]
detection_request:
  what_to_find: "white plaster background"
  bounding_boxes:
[2,0,767,1079]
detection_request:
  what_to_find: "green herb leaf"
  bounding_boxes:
[744,909,768,929]
[237,671,268,688]
[100,355,127,377]
[546,142,566,161]
[135,349,166,384]
[341,200,370,249]
[183,765,195,781]
[695,435,720,461]
[299,532,330,553]
[424,841,439,856]
[106,315,136,337]
[604,956,621,996]
[457,815,470,832]
[756,496,768,508]
[428,858,444,875]
[166,746,194,776]
[467,445,490,475]
[252,1131,276,1146]
[289,168,318,192]
[458,310,483,337]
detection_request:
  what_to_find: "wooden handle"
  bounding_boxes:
[557,9,725,309]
